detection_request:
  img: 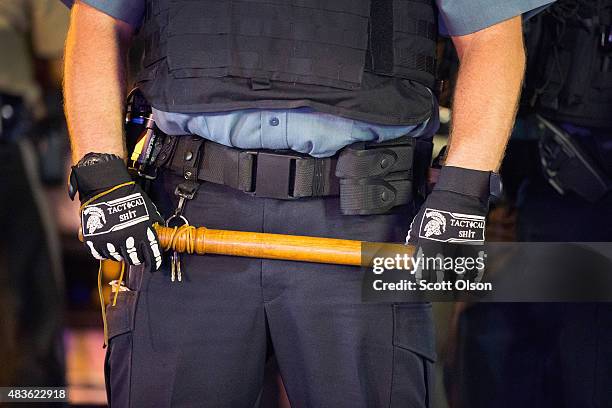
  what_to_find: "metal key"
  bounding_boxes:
[165,182,196,283]
[166,214,189,283]
[171,251,182,282]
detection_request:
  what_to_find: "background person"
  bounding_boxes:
[0,0,68,388]
[448,1,612,406]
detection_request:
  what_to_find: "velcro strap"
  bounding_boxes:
[433,166,492,201]
[336,144,414,178]
[71,159,132,202]
[340,175,413,215]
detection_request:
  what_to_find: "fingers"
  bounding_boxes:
[134,228,163,271]
[147,227,163,270]
[86,241,105,260]
[412,247,424,281]
[125,236,142,265]
[84,228,162,268]
[107,243,123,261]
[139,241,154,272]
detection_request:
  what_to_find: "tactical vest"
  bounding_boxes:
[523,0,612,129]
[136,0,437,125]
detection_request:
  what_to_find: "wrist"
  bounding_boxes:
[72,148,126,166]
[444,146,501,172]
[75,152,123,167]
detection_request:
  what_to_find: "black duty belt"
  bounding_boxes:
[153,134,432,215]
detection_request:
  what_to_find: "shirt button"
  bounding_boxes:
[269,117,280,126]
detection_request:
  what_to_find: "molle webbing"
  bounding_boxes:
[141,0,437,91]
[366,0,437,84]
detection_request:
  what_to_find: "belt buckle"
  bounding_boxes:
[248,151,302,199]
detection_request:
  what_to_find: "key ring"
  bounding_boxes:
[165,213,190,229]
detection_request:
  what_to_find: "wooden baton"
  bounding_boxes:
[159,225,379,266]
[81,224,412,266]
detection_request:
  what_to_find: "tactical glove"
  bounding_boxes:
[406,166,496,282]
[69,153,164,270]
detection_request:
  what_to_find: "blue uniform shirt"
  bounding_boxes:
[152,107,432,158]
[63,0,554,157]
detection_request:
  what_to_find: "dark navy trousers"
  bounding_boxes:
[104,171,436,407]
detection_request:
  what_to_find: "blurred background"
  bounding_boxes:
[0,0,610,407]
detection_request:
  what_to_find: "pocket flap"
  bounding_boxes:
[106,291,138,340]
[393,303,437,362]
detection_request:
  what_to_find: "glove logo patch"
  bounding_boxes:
[419,208,485,243]
[422,211,447,238]
[83,206,107,234]
[82,193,150,237]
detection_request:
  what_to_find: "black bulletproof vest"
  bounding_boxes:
[523,0,612,129]
[136,0,437,125]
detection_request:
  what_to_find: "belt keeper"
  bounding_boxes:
[172,137,205,217]
[312,159,325,196]
[181,137,205,181]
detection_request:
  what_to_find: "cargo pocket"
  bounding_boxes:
[104,291,138,408]
[390,303,436,408]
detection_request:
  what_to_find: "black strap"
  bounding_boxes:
[365,0,436,78]
[160,136,428,214]
[169,136,205,215]
[169,139,338,199]
[339,174,414,215]
[433,166,492,199]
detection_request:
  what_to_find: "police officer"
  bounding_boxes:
[62,0,551,406]
[0,0,68,387]
[453,1,612,406]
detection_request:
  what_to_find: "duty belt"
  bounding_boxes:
[153,134,432,215]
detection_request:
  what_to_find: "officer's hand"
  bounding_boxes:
[70,153,164,270]
[406,166,491,282]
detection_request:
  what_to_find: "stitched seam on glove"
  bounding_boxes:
[80,181,136,209]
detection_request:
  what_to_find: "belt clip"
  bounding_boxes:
[163,136,204,283]
[173,181,198,217]
[165,181,199,283]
